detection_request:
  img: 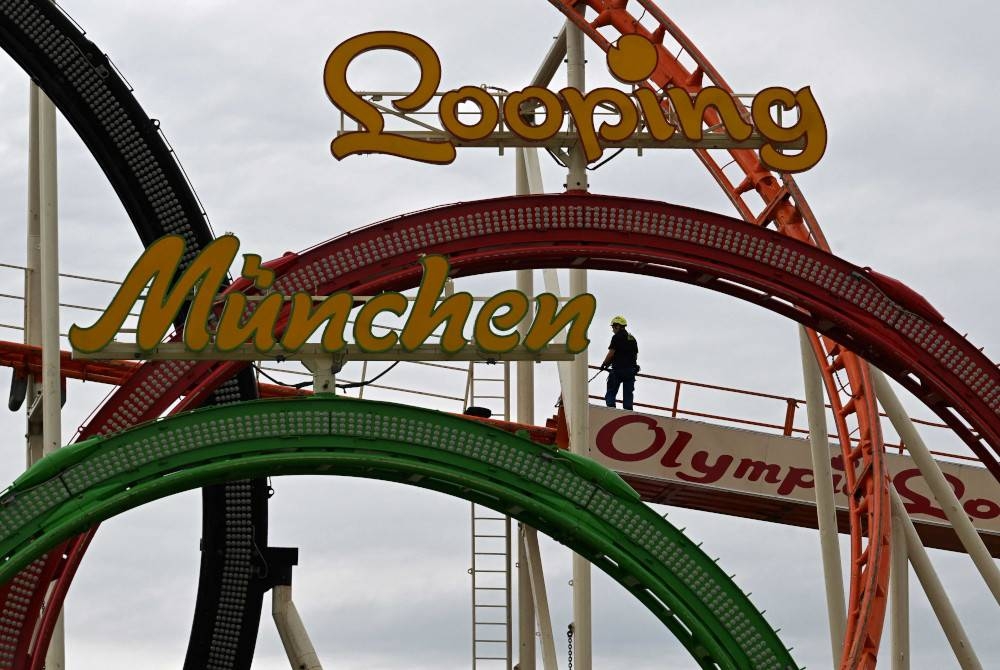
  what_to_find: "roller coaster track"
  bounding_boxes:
[0,2,990,667]
[32,194,999,670]
[0,396,802,670]
[545,2,890,665]
[0,2,267,668]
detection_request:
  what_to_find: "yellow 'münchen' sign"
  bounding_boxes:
[325,32,826,172]
[68,236,596,356]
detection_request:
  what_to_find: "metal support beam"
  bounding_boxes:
[530,26,567,89]
[890,487,982,669]
[515,148,537,670]
[521,525,559,670]
[24,83,42,466]
[272,585,323,670]
[301,357,341,394]
[28,78,66,670]
[565,8,590,669]
[517,527,537,670]
[568,262,590,670]
[564,15,588,193]
[38,85,60,458]
[872,369,1000,605]
[890,502,910,670]
[798,326,846,666]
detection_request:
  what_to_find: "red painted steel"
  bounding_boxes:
[0,341,307,399]
[543,3,890,664]
[4,194,998,668]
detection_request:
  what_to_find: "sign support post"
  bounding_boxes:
[566,7,592,670]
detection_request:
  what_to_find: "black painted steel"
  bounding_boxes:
[0,3,267,668]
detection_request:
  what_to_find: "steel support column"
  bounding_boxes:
[566,7,591,669]
[872,369,1000,604]
[272,585,323,670]
[890,503,909,670]
[798,326,846,665]
[889,488,981,669]
[521,526,559,670]
[515,149,537,670]
[29,78,65,670]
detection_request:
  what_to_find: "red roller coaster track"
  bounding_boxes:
[4,194,998,669]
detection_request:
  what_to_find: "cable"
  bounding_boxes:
[587,147,626,171]
[253,365,312,390]
[545,146,568,168]
[336,360,400,390]
[252,360,401,391]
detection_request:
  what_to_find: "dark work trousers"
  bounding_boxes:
[605,368,636,410]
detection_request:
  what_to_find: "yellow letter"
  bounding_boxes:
[281,292,353,352]
[634,88,676,141]
[524,293,596,354]
[752,86,827,173]
[503,87,564,142]
[354,293,408,353]
[606,34,659,85]
[324,32,456,164]
[439,86,500,142]
[399,256,472,353]
[605,35,676,142]
[68,235,237,353]
[561,87,640,162]
[474,290,529,353]
[665,87,753,142]
[215,293,284,352]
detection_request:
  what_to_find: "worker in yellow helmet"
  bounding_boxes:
[600,315,639,410]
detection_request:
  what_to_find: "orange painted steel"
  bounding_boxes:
[544,2,889,666]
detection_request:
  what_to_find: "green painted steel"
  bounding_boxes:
[0,397,797,670]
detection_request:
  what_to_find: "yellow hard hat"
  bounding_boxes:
[610,315,628,326]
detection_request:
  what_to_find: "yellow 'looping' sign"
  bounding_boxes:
[324,32,827,173]
[67,236,596,356]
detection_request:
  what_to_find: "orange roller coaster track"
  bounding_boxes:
[545,2,888,666]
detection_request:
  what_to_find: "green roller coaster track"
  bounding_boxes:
[0,396,798,669]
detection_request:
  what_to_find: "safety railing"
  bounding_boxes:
[587,365,980,464]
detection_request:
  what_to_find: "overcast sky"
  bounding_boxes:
[0,1,998,668]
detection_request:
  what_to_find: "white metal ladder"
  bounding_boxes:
[470,505,513,669]
[464,360,510,420]
[466,360,512,669]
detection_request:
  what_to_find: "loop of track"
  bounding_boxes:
[0,2,266,667]
[544,2,890,664]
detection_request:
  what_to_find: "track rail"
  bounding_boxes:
[544,2,889,664]
[0,2,266,667]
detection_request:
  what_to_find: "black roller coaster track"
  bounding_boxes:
[0,2,268,668]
